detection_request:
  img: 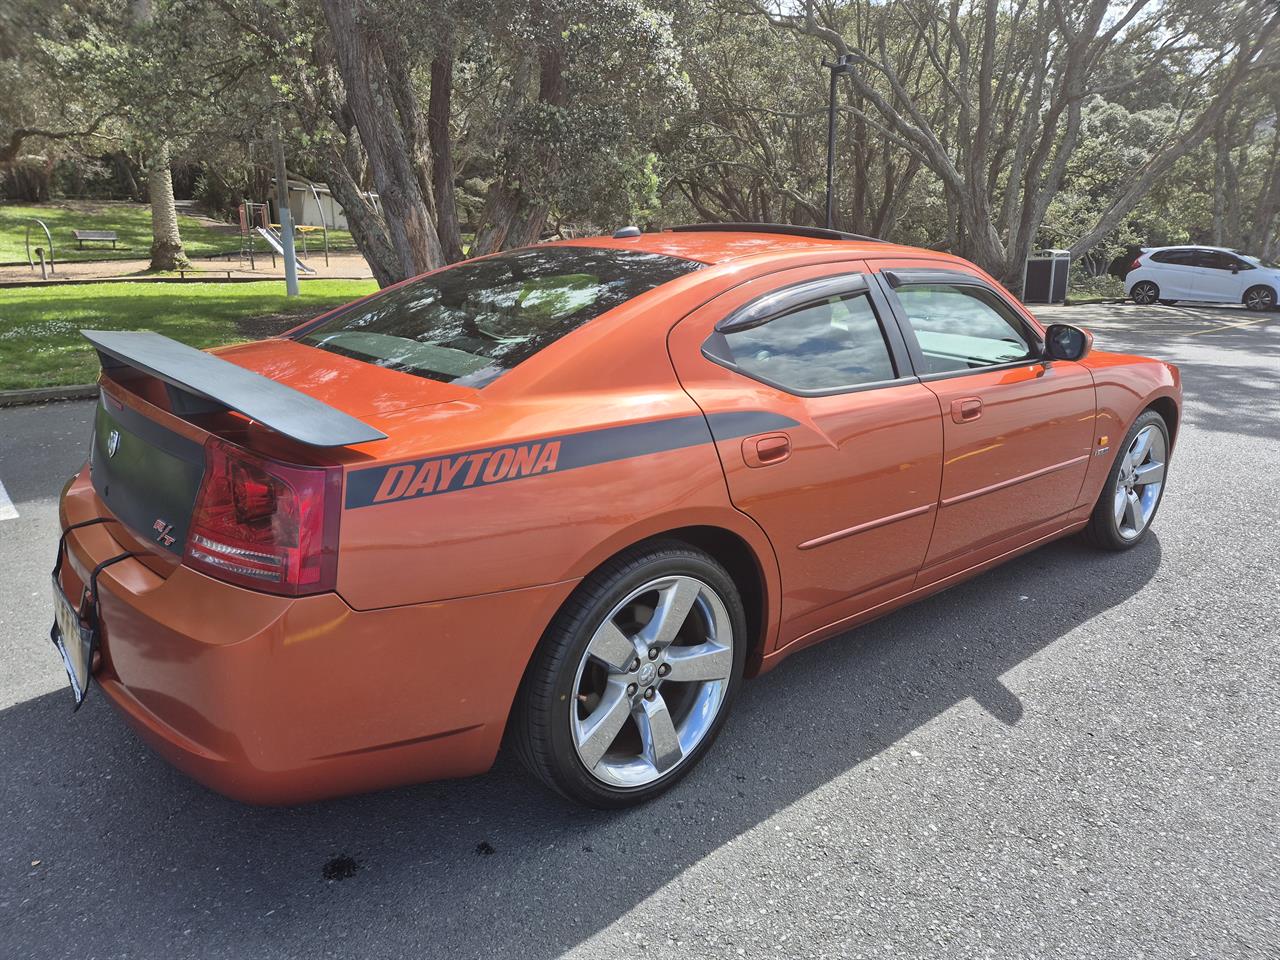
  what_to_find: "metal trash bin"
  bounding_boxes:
[1022,249,1071,304]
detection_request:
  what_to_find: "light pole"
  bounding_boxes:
[823,54,856,230]
[270,113,299,297]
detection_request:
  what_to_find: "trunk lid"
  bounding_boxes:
[86,334,469,565]
[208,338,471,419]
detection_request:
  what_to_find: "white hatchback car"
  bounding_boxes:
[1124,246,1279,311]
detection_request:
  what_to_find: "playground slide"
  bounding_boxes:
[255,226,316,274]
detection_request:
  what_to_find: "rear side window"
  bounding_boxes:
[709,292,897,392]
[1151,250,1198,266]
[894,283,1036,374]
[297,247,702,387]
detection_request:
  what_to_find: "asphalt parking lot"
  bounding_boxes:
[0,301,1276,959]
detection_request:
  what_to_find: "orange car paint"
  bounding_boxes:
[55,229,1181,803]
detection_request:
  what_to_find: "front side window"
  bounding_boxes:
[894,283,1037,374]
[1193,251,1230,269]
[711,292,896,392]
[1211,253,1254,271]
[297,247,702,387]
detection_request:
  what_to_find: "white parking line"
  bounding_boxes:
[0,479,18,521]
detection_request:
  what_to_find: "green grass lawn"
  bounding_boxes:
[0,201,357,264]
[0,279,378,390]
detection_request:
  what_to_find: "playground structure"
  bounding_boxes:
[24,218,55,277]
[237,197,323,275]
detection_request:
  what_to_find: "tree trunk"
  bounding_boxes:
[113,151,140,199]
[130,0,187,271]
[1252,123,1280,259]
[148,142,189,271]
[429,50,464,263]
[471,40,566,256]
[1212,117,1229,245]
[323,138,401,288]
[320,0,445,282]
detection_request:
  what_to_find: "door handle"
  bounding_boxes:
[951,397,983,423]
[742,433,791,468]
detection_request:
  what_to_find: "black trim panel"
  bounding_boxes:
[882,267,986,289]
[90,397,204,554]
[715,274,870,333]
[97,389,204,464]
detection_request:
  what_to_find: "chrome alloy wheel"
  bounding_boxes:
[1130,281,1159,305]
[570,575,733,788]
[1244,286,1276,312]
[1114,424,1167,539]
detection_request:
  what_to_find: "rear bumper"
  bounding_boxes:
[58,471,578,804]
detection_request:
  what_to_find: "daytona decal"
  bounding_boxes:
[344,411,800,509]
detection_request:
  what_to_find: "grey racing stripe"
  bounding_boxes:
[344,410,800,509]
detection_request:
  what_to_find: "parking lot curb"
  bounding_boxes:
[0,384,98,407]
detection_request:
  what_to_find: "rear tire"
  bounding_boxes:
[512,541,746,808]
[1243,285,1277,312]
[1130,281,1159,305]
[1082,410,1170,551]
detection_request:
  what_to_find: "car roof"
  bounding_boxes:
[547,227,952,267]
[1144,244,1239,253]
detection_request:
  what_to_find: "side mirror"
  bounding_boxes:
[1231,266,1240,274]
[1044,323,1093,362]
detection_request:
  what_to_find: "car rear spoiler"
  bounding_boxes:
[82,330,387,448]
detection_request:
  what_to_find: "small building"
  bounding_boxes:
[270,179,381,231]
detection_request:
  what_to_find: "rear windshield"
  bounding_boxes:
[295,246,702,387]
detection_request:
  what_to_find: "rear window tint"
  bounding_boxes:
[296,247,702,387]
[1151,250,1198,265]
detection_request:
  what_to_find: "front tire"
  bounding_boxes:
[1082,410,1170,550]
[1130,281,1159,305]
[512,541,746,808]
[1243,285,1277,312]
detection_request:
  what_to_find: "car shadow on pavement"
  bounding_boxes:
[0,534,1161,959]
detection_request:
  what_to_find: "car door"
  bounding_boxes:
[1195,251,1253,303]
[871,262,1097,583]
[667,262,944,650]
[1162,249,1208,299]
[1152,249,1187,299]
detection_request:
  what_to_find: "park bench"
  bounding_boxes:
[72,229,118,250]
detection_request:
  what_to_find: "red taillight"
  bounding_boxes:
[1130,257,1142,270]
[186,437,340,596]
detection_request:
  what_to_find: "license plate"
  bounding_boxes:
[50,577,93,708]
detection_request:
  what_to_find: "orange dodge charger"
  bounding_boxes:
[51,224,1180,807]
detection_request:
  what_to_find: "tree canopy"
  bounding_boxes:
[3,0,1278,285]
